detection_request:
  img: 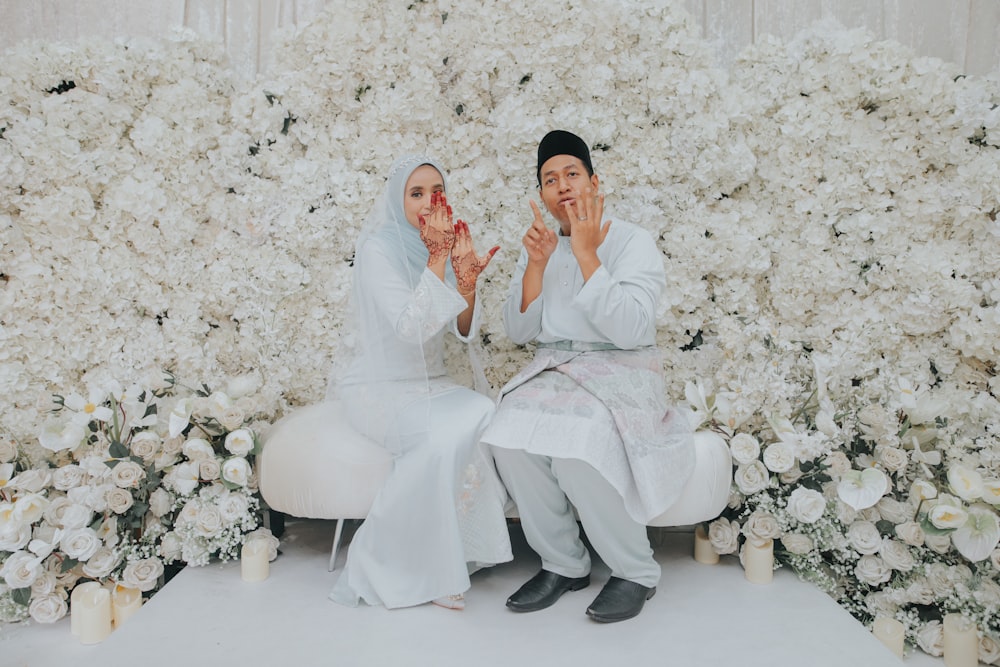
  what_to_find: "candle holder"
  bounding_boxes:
[742,538,773,584]
[872,615,905,658]
[943,613,979,667]
[693,524,719,564]
[241,540,270,582]
[112,585,143,628]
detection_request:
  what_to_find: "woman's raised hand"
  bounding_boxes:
[419,190,456,266]
[451,220,499,296]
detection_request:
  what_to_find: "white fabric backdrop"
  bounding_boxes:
[1,0,998,81]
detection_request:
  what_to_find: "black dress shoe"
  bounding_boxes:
[506,570,591,612]
[585,577,656,623]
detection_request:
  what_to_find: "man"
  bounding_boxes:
[482,130,694,623]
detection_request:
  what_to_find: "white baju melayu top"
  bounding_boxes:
[482,219,695,523]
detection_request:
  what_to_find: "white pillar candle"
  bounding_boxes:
[872,615,905,658]
[76,585,112,645]
[943,613,979,667]
[70,581,102,637]
[693,524,719,564]
[112,585,143,628]
[241,540,269,582]
[742,538,773,584]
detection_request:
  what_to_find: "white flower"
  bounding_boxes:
[243,528,280,561]
[823,451,851,478]
[779,532,814,555]
[708,517,740,555]
[221,457,252,488]
[82,547,122,579]
[879,538,916,572]
[28,592,67,624]
[924,533,953,554]
[51,465,85,491]
[219,406,247,432]
[38,418,87,452]
[948,464,984,502]
[951,504,1000,562]
[198,458,221,481]
[847,521,883,555]
[59,527,102,561]
[743,511,781,542]
[734,461,770,495]
[105,487,134,515]
[13,493,49,524]
[64,389,114,425]
[854,554,892,586]
[110,460,146,489]
[129,431,161,461]
[875,497,914,524]
[182,438,215,461]
[762,441,795,473]
[894,521,925,547]
[728,433,761,465]
[168,397,196,438]
[0,439,17,463]
[983,478,1000,506]
[786,487,827,524]
[121,558,164,592]
[837,468,888,511]
[915,620,944,658]
[928,499,969,530]
[7,469,52,494]
[1,551,43,588]
[218,492,251,523]
[195,505,223,538]
[978,634,1000,666]
[224,428,255,457]
[226,373,261,400]
[159,531,183,563]
[910,479,938,503]
[874,446,908,474]
[167,461,200,496]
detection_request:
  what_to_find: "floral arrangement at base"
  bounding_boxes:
[0,373,274,625]
[0,1,997,661]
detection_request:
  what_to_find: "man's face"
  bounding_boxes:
[538,154,599,231]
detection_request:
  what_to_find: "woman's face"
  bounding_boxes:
[402,164,444,229]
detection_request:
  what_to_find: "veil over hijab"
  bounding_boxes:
[327,155,511,608]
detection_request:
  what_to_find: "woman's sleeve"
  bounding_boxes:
[358,243,468,344]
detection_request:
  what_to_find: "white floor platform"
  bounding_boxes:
[4,518,944,667]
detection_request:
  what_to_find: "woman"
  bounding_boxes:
[327,154,512,610]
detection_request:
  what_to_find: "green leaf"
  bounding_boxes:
[919,515,954,537]
[60,557,79,573]
[144,403,157,418]
[105,459,121,469]
[11,587,31,606]
[109,440,129,458]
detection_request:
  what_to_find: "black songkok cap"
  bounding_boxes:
[536,130,593,185]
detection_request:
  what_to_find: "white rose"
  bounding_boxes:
[105,487,134,515]
[195,505,223,538]
[58,503,93,530]
[978,634,1000,666]
[734,461,770,495]
[779,467,804,485]
[243,528,279,561]
[182,438,214,461]
[915,620,944,658]
[894,521,925,547]
[204,391,234,422]
[148,488,175,518]
[218,493,250,523]
[221,458,252,488]
[129,431,161,462]
[762,441,795,473]
[779,532,814,555]
[159,531,183,563]
[728,433,760,465]
[59,527,102,561]
[875,446,909,473]
[1,551,42,588]
[51,465,86,491]
[121,558,164,592]
[166,461,200,496]
[905,579,936,605]
[30,571,57,597]
[28,592,67,624]
[824,451,851,478]
[708,518,740,555]
[879,538,916,572]
[198,458,221,481]
[910,479,938,502]
[0,521,32,552]
[224,428,254,457]
[161,435,185,456]
[111,461,146,489]
[854,554,892,586]
[0,438,17,462]
[743,511,781,542]
[876,497,914,524]
[974,579,1000,607]
[82,547,121,579]
[787,487,827,524]
[219,406,247,432]
[847,521,883,555]
[925,533,953,554]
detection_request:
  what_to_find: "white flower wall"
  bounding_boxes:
[1,0,999,655]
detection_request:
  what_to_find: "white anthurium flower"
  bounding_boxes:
[982,479,1000,506]
[896,377,918,411]
[168,397,196,438]
[910,479,938,503]
[947,464,984,502]
[837,468,889,511]
[0,463,13,488]
[928,499,969,531]
[950,504,1000,562]
[38,418,87,452]
[909,436,942,479]
[63,389,114,425]
[684,380,711,429]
